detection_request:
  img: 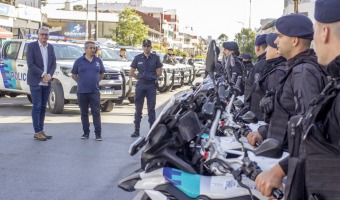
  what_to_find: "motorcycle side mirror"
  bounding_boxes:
[233,99,244,109]
[253,138,283,158]
[241,111,258,124]
[205,40,217,75]
[202,101,215,119]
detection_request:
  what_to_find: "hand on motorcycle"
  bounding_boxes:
[255,163,285,198]
[246,131,263,146]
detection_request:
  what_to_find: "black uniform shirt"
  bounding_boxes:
[131,53,163,81]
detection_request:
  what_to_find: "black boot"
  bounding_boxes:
[131,129,140,137]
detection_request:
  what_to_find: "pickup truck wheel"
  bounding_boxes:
[48,81,64,114]
[100,100,114,112]
[128,96,135,104]
[8,93,18,98]
[27,95,32,103]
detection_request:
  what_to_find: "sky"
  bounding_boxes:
[49,0,284,40]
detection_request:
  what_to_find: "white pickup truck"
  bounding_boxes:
[0,39,126,113]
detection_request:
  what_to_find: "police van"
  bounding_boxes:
[0,39,125,113]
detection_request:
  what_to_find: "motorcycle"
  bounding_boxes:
[118,40,287,200]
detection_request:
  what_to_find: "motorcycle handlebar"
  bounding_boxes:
[218,81,226,102]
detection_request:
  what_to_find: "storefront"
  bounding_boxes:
[13,4,41,39]
[0,3,15,44]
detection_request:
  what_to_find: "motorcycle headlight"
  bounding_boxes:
[60,66,72,77]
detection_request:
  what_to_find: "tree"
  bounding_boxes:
[234,28,256,59]
[111,8,148,46]
[0,0,14,5]
[217,33,229,42]
[152,44,166,53]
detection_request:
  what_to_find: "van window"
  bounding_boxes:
[22,44,28,60]
[4,42,21,59]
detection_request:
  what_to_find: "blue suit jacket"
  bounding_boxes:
[26,41,57,86]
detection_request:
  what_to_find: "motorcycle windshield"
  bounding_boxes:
[146,90,192,140]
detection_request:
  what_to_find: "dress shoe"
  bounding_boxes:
[41,131,52,139]
[34,133,47,141]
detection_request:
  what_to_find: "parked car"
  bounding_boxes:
[193,58,206,77]
[0,39,125,113]
[99,47,136,103]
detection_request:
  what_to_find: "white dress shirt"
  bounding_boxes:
[38,41,48,86]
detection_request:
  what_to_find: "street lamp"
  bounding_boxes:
[249,0,252,29]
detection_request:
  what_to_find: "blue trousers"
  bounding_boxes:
[134,82,156,128]
[77,92,102,135]
[30,85,51,133]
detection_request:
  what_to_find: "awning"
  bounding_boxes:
[0,28,13,39]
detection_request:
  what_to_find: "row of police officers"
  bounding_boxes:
[220,0,340,199]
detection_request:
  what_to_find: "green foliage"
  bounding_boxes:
[111,8,148,46]
[73,5,85,11]
[152,44,166,53]
[0,0,14,5]
[218,33,229,42]
[235,28,256,59]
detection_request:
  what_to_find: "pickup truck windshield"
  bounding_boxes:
[53,44,84,60]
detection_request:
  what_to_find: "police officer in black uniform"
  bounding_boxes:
[240,53,253,77]
[163,48,176,65]
[130,39,163,137]
[222,41,244,82]
[255,13,329,198]
[245,33,287,124]
[188,55,195,66]
[244,34,268,100]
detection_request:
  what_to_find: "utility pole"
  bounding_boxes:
[294,0,299,13]
[249,0,251,29]
[86,0,89,40]
[159,11,162,47]
[95,0,98,41]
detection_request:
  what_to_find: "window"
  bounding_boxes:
[22,44,28,60]
[4,42,21,59]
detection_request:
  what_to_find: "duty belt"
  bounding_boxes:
[138,79,156,85]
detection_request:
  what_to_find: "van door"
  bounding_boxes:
[0,41,23,90]
[16,43,30,92]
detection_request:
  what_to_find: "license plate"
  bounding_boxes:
[100,88,115,94]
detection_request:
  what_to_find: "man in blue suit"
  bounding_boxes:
[26,26,56,141]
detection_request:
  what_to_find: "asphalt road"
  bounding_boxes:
[0,80,201,200]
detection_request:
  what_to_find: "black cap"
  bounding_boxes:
[240,53,251,60]
[276,14,314,40]
[254,34,267,46]
[315,0,340,23]
[142,39,152,46]
[222,41,239,51]
[266,33,278,48]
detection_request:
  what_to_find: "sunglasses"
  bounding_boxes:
[143,45,151,47]
[39,33,49,36]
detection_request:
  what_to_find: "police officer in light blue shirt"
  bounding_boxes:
[130,39,163,137]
